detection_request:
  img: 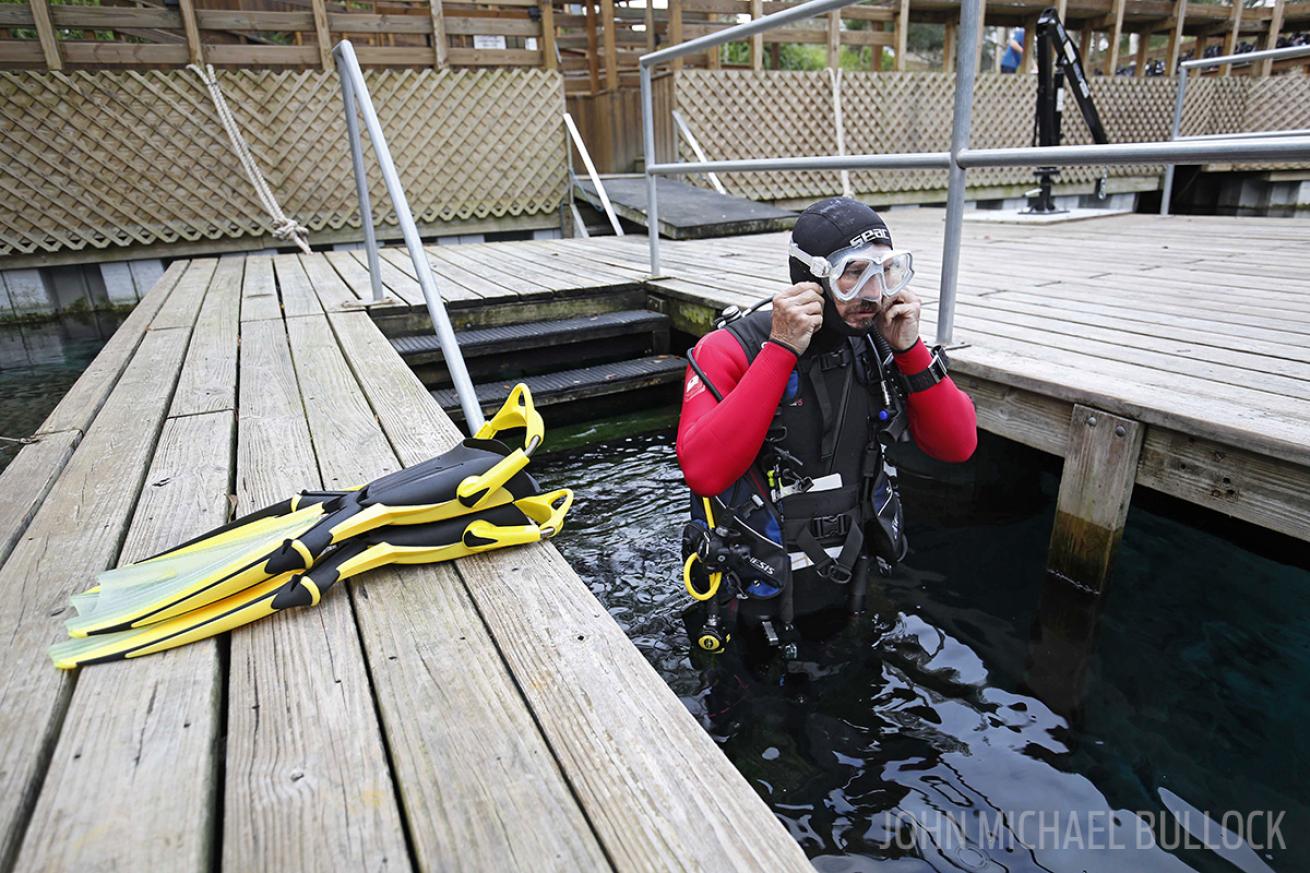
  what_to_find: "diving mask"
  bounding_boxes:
[789,241,914,303]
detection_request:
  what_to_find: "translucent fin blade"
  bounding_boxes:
[51,572,295,669]
[66,509,320,637]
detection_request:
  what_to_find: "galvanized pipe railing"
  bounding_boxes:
[1160,44,1310,215]
[638,11,1310,345]
[333,40,485,432]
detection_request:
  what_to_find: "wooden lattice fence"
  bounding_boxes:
[673,69,1310,203]
[0,67,566,259]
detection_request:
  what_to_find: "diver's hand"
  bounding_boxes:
[769,282,824,356]
[877,287,922,352]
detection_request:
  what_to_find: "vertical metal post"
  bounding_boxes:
[937,0,980,347]
[336,59,385,303]
[640,63,661,274]
[333,40,485,431]
[1160,65,1188,216]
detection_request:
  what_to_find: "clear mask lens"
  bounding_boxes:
[829,249,914,303]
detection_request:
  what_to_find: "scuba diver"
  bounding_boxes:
[677,197,978,659]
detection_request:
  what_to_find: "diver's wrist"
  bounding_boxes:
[766,337,802,358]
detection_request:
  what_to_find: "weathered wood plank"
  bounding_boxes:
[1137,426,1310,542]
[0,430,80,571]
[224,316,409,872]
[240,254,281,322]
[377,246,488,303]
[299,253,362,312]
[36,261,184,436]
[272,252,323,319]
[0,328,191,870]
[1048,405,1144,591]
[456,545,816,871]
[294,312,609,869]
[13,411,232,873]
[423,245,547,299]
[152,257,217,332]
[170,256,241,417]
[348,248,425,306]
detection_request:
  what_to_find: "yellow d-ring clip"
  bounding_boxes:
[683,553,720,602]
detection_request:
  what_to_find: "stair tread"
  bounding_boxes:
[393,309,668,357]
[433,355,686,412]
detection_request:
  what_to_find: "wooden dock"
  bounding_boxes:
[0,253,813,871]
[520,211,1310,546]
[4,207,1307,868]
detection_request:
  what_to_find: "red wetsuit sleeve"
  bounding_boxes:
[676,331,798,496]
[892,340,978,463]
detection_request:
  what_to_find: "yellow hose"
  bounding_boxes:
[683,497,723,602]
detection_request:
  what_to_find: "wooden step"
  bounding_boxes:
[392,309,670,364]
[433,355,687,417]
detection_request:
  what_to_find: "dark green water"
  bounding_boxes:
[0,315,119,474]
[535,420,1309,873]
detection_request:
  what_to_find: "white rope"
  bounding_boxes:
[827,67,853,199]
[189,64,312,255]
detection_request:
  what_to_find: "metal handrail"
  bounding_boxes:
[671,110,727,195]
[333,40,485,432]
[564,112,625,237]
[1160,43,1310,215]
[639,5,1310,344]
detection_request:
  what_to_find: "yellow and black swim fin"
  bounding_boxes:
[64,384,546,638]
[49,489,572,669]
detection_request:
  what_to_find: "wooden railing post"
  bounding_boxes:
[943,21,955,73]
[30,0,63,71]
[750,0,763,70]
[428,0,448,68]
[644,0,655,54]
[1046,405,1144,592]
[585,0,600,89]
[1022,16,1035,73]
[311,0,332,71]
[1104,0,1125,75]
[827,9,840,69]
[669,0,683,71]
[706,12,720,69]
[1135,29,1149,77]
[1260,0,1285,76]
[895,0,909,71]
[1222,0,1243,77]
[1166,0,1187,76]
[541,0,557,71]
[601,0,618,88]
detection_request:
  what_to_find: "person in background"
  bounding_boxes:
[1001,27,1025,73]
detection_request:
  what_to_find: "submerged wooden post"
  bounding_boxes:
[1047,404,1144,592]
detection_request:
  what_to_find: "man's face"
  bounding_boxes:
[829,244,894,331]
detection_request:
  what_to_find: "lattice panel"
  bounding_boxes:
[672,70,1310,205]
[0,68,566,257]
[1236,76,1310,171]
[674,70,842,202]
